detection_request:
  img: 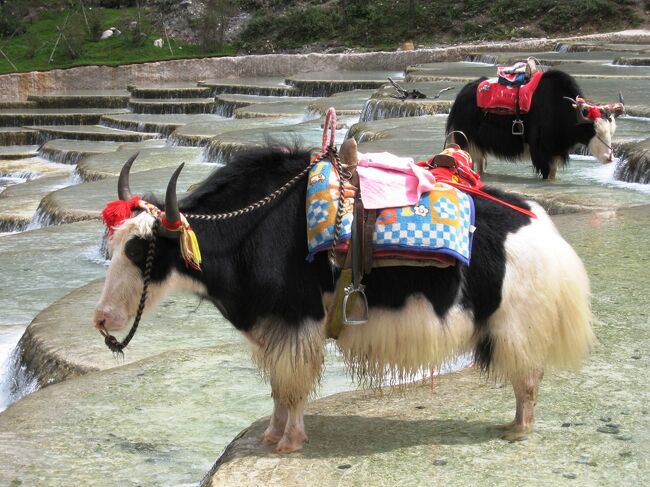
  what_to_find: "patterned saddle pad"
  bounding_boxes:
[306,159,475,265]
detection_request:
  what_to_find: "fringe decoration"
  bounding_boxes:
[180,225,202,271]
[161,214,202,271]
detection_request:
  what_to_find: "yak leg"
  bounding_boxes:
[547,156,563,180]
[497,369,544,441]
[261,386,310,453]
[276,397,309,453]
[467,144,486,175]
[256,322,324,453]
[260,394,288,445]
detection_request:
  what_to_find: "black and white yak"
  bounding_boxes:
[446,69,624,179]
[94,145,593,453]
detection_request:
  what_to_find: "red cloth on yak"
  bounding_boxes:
[476,71,543,113]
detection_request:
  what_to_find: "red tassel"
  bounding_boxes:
[102,197,141,234]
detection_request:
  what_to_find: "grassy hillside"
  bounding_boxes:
[0,5,234,74]
[238,0,648,52]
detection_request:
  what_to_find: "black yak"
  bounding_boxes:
[95,146,592,452]
[446,69,624,179]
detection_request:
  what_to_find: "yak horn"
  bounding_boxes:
[118,152,139,201]
[164,163,184,227]
[563,97,591,124]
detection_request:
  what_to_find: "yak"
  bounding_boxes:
[94,144,593,453]
[446,69,624,179]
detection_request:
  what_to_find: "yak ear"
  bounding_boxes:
[118,152,139,201]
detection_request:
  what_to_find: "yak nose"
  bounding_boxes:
[94,308,108,330]
[95,307,122,331]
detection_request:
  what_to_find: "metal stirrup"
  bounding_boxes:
[343,283,369,325]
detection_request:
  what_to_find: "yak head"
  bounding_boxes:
[94,154,205,333]
[567,96,625,164]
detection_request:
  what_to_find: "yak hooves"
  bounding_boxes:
[275,433,308,453]
[495,422,532,442]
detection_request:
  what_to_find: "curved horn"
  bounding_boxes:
[563,97,591,124]
[164,163,184,226]
[118,152,139,201]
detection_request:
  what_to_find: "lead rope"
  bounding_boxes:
[321,107,349,266]
[184,162,317,221]
[100,220,159,357]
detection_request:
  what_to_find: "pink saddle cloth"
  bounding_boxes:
[476,71,543,114]
[356,152,437,209]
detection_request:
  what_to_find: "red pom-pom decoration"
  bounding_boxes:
[102,197,141,234]
[586,106,601,120]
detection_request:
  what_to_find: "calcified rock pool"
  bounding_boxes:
[0,33,649,485]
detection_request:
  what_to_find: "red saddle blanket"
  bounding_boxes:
[476,71,543,114]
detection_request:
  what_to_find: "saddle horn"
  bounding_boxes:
[118,152,140,201]
[444,130,470,149]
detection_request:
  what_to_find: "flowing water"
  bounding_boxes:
[0,42,648,485]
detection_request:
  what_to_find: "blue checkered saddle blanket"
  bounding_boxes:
[306,159,475,265]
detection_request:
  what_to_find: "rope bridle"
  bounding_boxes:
[100,220,159,356]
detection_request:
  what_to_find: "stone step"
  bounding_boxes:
[202,118,350,164]
[168,117,288,147]
[76,146,203,181]
[200,78,298,97]
[233,99,314,119]
[27,125,160,143]
[214,94,318,118]
[27,91,130,109]
[0,145,40,160]
[128,83,212,99]
[286,76,388,97]
[38,139,145,165]
[0,108,130,127]
[100,113,225,136]
[307,89,377,117]
[34,164,214,225]
[0,101,37,109]
[0,127,39,146]
[0,171,72,232]
[129,98,217,114]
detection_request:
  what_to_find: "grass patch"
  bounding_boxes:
[0,7,236,74]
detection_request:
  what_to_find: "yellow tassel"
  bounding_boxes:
[180,226,202,271]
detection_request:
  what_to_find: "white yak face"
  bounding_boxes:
[94,212,169,332]
[94,212,208,332]
[588,116,616,164]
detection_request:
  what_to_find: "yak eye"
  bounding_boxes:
[124,238,145,263]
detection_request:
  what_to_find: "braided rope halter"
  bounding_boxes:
[100,220,159,356]
[99,109,341,355]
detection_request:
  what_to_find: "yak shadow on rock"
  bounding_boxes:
[233,414,496,459]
